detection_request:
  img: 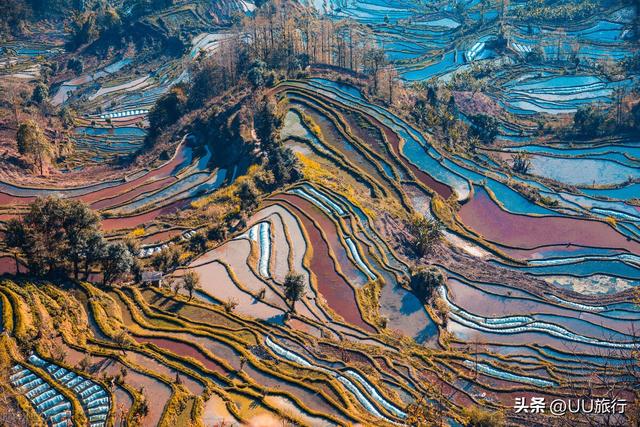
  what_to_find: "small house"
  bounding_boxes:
[141,271,164,287]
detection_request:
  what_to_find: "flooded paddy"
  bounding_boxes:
[459,187,640,254]
[2,0,640,423]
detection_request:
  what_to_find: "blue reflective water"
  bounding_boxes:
[584,182,640,201]
[493,259,640,280]
[400,51,465,81]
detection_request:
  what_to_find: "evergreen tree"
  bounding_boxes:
[31,82,48,104]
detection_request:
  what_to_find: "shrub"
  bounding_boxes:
[223,298,239,313]
[511,152,531,174]
[67,58,84,75]
[462,406,505,427]
[409,215,443,257]
[31,82,48,104]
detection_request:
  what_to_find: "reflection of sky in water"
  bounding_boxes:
[493,259,640,280]
[528,155,639,186]
[584,182,640,201]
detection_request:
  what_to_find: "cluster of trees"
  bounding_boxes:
[254,96,302,186]
[2,0,184,56]
[0,0,31,36]
[66,1,183,55]
[239,1,382,77]
[30,82,48,105]
[147,0,406,145]
[150,0,378,117]
[66,8,117,51]
[1,0,175,42]
[8,72,78,176]
[149,91,300,262]
[512,0,598,23]
[4,196,135,285]
[67,57,84,75]
[207,94,302,216]
[188,61,234,108]
[573,105,609,136]
[572,99,640,137]
[468,113,499,145]
[0,0,83,36]
[147,56,245,141]
[194,91,300,189]
[181,93,302,253]
[524,46,545,64]
[448,62,492,94]
[147,54,276,140]
[410,83,498,151]
[147,85,188,140]
[511,152,532,174]
[195,1,394,98]
[149,245,182,273]
[411,85,467,149]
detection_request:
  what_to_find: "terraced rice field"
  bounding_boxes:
[270,77,640,420]
[1,0,640,425]
[2,68,639,423]
[303,0,639,155]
